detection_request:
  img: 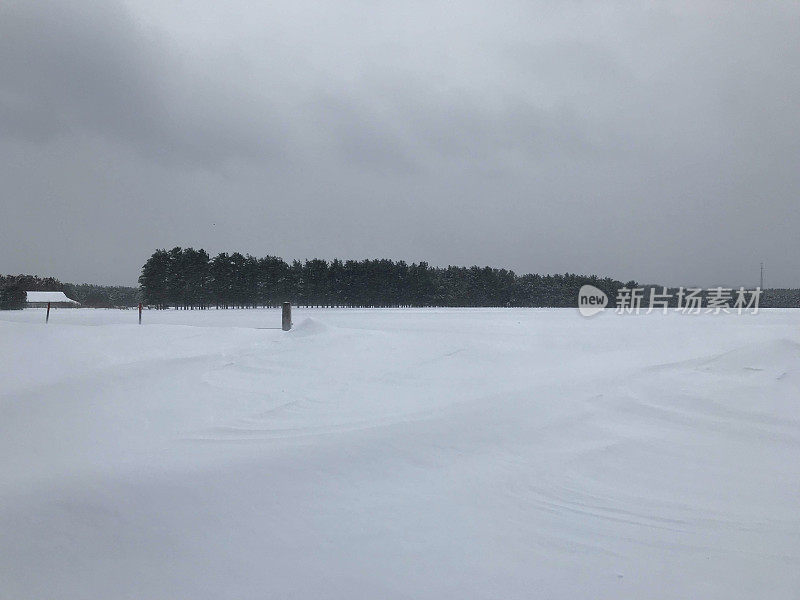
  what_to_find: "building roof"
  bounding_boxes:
[26,291,80,304]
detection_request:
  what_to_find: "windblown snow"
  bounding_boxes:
[1,308,798,599]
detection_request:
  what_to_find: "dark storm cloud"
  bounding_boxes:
[0,0,798,287]
[0,1,281,166]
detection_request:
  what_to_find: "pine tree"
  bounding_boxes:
[0,284,26,310]
[138,249,171,309]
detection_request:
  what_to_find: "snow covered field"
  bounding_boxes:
[1,307,798,599]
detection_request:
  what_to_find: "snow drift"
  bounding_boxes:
[1,308,798,599]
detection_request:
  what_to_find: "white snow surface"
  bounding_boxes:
[1,307,798,599]
[25,291,79,304]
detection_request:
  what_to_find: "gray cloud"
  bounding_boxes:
[0,0,798,287]
[0,1,282,166]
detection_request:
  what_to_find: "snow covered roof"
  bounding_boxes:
[26,291,80,304]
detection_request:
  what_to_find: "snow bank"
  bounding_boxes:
[288,316,330,336]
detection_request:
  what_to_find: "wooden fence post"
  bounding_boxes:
[282,302,292,331]
[138,303,142,325]
[46,301,51,324]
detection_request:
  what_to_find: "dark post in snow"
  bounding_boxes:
[138,303,142,325]
[282,302,292,331]
[46,301,51,324]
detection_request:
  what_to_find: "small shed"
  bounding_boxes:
[26,291,81,308]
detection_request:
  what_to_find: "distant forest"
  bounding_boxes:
[138,248,800,310]
[137,247,631,309]
[0,274,140,310]
[3,251,799,310]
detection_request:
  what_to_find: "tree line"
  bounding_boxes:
[138,247,632,309]
[4,261,799,311]
[0,274,140,310]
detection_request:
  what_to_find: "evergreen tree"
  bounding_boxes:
[138,249,171,309]
[0,284,26,310]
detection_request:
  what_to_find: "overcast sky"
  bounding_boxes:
[1,1,798,287]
